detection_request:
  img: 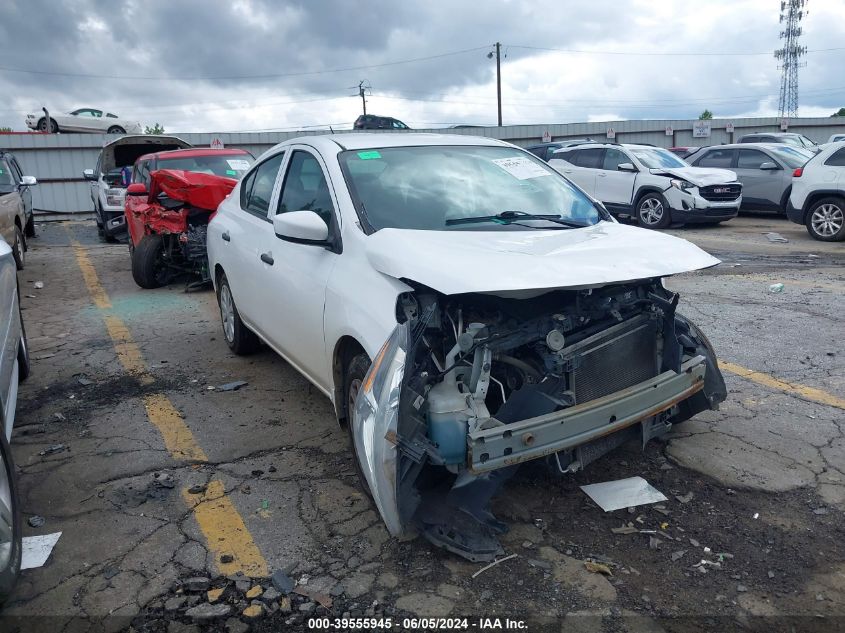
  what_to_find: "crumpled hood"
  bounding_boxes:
[365,222,720,296]
[649,166,737,187]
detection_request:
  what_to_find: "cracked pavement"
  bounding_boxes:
[2,215,843,632]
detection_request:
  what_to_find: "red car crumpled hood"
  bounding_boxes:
[148,169,237,211]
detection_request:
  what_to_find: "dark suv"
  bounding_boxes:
[353,115,410,130]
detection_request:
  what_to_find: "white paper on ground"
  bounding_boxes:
[580,477,667,512]
[21,532,62,570]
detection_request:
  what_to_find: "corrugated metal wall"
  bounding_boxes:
[3,116,845,214]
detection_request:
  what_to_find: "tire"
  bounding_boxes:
[805,197,845,242]
[0,431,22,606]
[11,225,25,270]
[36,118,58,133]
[344,353,374,499]
[636,192,672,229]
[216,273,261,355]
[107,126,125,134]
[24,216,35,239]
[16,300,30,383]
[131,235,169,289]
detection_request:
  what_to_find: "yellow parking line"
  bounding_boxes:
[720,360,845,410]
[183,481,269,576]
[68,235,268,575]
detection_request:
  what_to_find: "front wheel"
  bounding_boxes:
[805,197,845,241]
[107,126,125,134]
[11,226,25,270]
[216,273,261,355]
[636,193,672,229]
[37,118,58,133]
[345,353,373,499]
[0,431,22,606]
[131,235,168,288]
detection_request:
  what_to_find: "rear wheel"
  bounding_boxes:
[216,273,261,355]
[131,235,168,288]
[37,118,58,133]
[0,431,22,606]
[636,193,672,229]
[16,301,30,382]
[805,197,845,241]
[11,226,24,270]
[345,353,374,499]
[24,217,35,239]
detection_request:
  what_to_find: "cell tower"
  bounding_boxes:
[774,0,808,118]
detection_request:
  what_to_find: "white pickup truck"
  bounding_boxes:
[550,143,742,228]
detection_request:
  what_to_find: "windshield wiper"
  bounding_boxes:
[445,210,587,228]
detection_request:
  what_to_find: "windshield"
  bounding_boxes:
[769,146,814,168]
[628,148,688,169]
[158,153,254,178]
[338,145,602,231]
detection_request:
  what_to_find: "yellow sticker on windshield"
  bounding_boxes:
[358,151,382,160]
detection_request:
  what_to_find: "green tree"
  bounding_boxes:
[0,126,11,132]
[698,109,713,120]
[144,123,165,134]
[831,107,845,117]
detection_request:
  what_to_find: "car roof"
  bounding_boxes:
[283,133,510,152]
[138,148,251,161]
[695,142,803,151]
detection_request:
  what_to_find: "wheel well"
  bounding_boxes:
[779,186,792,211]
[803,192,845,220]
[214,264,225,292]
[633,187,664,209]
[332,336,367,425]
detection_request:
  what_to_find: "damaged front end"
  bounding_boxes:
[352,279,726,561]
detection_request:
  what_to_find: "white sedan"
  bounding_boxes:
[25,108,142,134]
[208,133,727,561]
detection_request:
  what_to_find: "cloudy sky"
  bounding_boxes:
[0,0,843,133]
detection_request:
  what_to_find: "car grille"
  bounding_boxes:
[565,315,659,405]
[699,184,742,202]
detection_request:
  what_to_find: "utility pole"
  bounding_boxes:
[358,80,368,116]
[487,43,502,126]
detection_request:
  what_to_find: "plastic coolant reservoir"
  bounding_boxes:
[426,380,470,465]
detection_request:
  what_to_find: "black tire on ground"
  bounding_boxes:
[0,431,22,606]
[24,216,35,239]
[636,192,672,229]
[11,225,24,270]
[131,234,168,289]
[216,273,261,355]
[344,352,374,499]
[805,196,845,242]
[16,299,30,382]
[107,126,125,134]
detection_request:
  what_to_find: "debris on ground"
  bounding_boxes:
[648,536,662,550]
[671,550,687,562]
[471,553,518,579]
[21,532,62,570]
[188,484,207,495]
[584,561,613,576]
[207,588,224,603]
[34,281,44,289]
[580,477,667,512]
[183,577,211,592]
[294,586,333,609]
[271,570,295,594]
[769,283,785,293]
[38,444,67,456]
[27,515,46,528]
[611,524,640,535]
[763,232,789,243]
[675,492,694,504]
[218,380,248,392]
[53,412,66,422]
[75,375,94,386]
[185,602,232,621]
[153,472,176,489]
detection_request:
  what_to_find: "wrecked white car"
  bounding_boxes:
[207,133,727,561]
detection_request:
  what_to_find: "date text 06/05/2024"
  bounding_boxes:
[307,617,529,630]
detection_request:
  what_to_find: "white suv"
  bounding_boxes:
[787,142,845,241]
[549,143,742,228]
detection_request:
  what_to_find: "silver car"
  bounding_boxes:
[688,143,814,213]
[0,236,28,603]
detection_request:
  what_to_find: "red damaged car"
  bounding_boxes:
[124,148,253,289]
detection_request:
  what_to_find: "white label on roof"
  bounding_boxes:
[226,159,250,170]
[491,156,551,180]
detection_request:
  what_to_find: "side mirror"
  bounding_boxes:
[272,210,329,244]
[759,162,779,170]
[20,175,37,187]
[83,168,96,181]
[126,183,147,196]
[617,162,637,172]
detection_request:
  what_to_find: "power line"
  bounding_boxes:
[507,43,843,57]
[0,46,491,81]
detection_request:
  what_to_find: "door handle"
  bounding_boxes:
[597,173,607,177]
[260,252,274,265]
[563,170,573,174]
[222,231,230,242]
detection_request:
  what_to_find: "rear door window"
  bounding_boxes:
[825,148,845,167]
[736,149,769,169]
[697,149,734,168]
[573,148,605,169]
[240,152,285,219]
